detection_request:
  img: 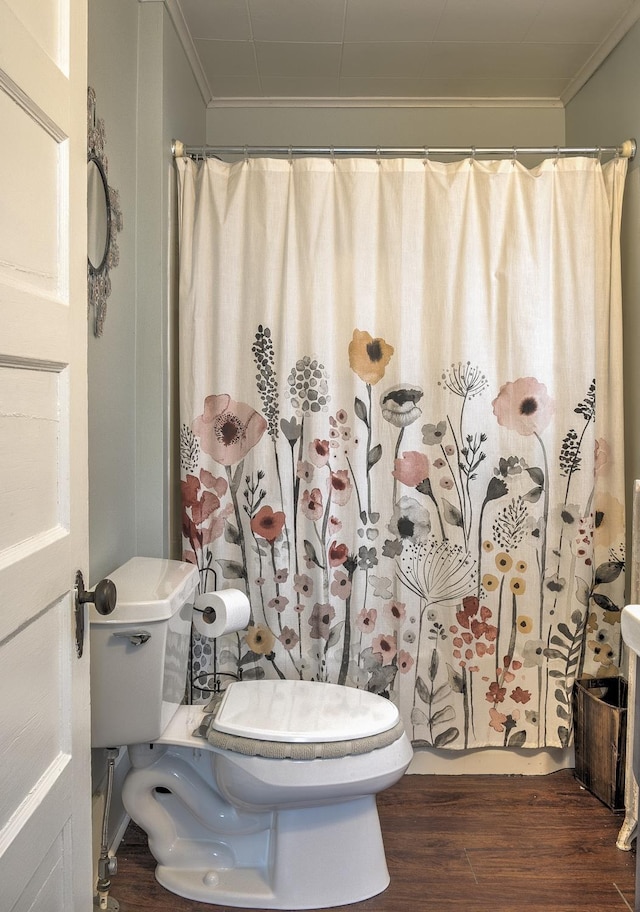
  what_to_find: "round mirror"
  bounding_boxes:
[87,156,110,272]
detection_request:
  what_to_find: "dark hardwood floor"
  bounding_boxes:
[110,770,635,912]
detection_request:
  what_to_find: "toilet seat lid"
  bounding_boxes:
[213,679,399,743]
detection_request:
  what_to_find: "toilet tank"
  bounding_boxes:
[89,557,198,748]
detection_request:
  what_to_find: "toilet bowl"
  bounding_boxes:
[89,557,413,909]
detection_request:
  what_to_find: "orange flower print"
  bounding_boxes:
[348,329,394,385]
[192,393,267,465]
[245,624,275,655]
[250,505,285,542]
[489,707,508,732]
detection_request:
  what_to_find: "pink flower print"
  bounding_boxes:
[372,633,397,665]
[199,469,228,499]
[297,460,314,482]
[384,599,406,624]
[489,707,508,733]
[335,409,348,424]
[397,650,414,673]
[356,608,377,633]
[309,438,330,467]
[475,641,495,658]
[301,488,323,521]
[268,596,289,613]
[393,451,430,487]
[274,568,288,584]
[328,541,349,567]
[485,682,507,703]
[330,571,352,600]
[470,618,498,642]
[492,377,555,437]
[181,473,232,547]
[329,515,342,533]
[309,602,335,640]
[294,573,314,598]
[594,438,611,476]
[192,394,267,466]
[510,687,531,704]
[279,627,300,651]
[329,469,352,506]
[456,595,479,626]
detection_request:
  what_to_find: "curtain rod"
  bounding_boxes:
[172,138,636,161]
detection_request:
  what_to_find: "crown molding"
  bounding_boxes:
[160,0,640,112]
[207,96,564,110]
[160,0,212,106]
[561,1,640,105]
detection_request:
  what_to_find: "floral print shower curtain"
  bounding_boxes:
[177,154,626,751]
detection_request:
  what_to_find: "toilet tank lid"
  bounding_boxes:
[89,557,198,624]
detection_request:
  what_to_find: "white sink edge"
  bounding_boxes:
[621,604,640,658]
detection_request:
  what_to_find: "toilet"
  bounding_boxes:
[89,557,413,909]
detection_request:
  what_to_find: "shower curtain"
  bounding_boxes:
[177,153,627,751]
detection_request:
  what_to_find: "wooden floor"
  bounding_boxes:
[110,770,635,912]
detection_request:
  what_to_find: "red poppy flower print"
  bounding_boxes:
[250,505,286,542]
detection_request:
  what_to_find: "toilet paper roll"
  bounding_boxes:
[193,588,251,638]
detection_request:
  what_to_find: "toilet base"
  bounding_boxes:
[154,796,390,909]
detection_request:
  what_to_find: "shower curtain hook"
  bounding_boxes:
[376,146,381,164]
[423,146,429,162]
[330,145,335,164]
[288,145,293,165]
[243,145,249,164]
[597,146,602,163]
[512,146,518,166]
[554,146,560,166]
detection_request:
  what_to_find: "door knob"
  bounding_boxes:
[76,570,117,615]
[74,569,118,658]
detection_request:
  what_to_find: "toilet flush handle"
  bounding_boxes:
[112,630,151,647]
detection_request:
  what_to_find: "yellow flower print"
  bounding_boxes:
[495,552,513,573]
[517,615,533,634]
[593,491,625,549]
[483,573,499,592]
[245,624,275,655]
[587,639,616,667]
[482,540,494,552]
[510,578,526,596]
[516,560,527,573]
[348,329,394,385]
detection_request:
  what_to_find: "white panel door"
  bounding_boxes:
[0,0,91,909]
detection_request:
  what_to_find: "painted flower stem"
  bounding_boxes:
[392,426,405,505]
[535,432,550,635]
[337,564,356,685]
[225,461,249,591]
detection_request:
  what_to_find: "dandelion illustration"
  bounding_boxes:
[439,362,488,400]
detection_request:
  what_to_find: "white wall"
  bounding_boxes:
[88,0,205,584]
[88,0,138,584]
[566,19,640,568]
[87,0,205,876]
[207,102,565,151]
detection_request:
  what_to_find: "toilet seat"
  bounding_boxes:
[213,679,399,742]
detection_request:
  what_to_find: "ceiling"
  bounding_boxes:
[173,0,640,107]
